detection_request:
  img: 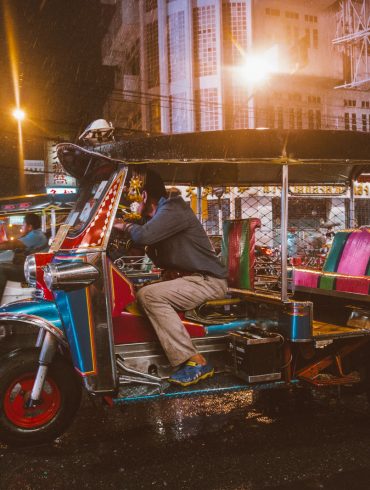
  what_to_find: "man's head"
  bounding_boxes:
[23,213,41,234]
[139,169,167,218]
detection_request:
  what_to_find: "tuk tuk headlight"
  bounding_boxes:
[43,261,100,291]
[24,254,37,287]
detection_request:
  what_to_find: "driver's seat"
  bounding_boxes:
[185,218,261,325]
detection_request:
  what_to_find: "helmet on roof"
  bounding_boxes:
[78,119,115,143]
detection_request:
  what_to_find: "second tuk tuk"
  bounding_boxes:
[0,193,76,304]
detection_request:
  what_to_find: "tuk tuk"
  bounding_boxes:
[0,193,76,304]
[0,128,370,446]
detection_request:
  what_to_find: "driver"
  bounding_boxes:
[0,213,48,303]
[114,170,227,386]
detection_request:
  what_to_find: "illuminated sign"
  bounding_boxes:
[289,185,347,196]
[46,187,77,195]
[9,215,25,225]
[0,202,32,211]
[247,185,349,197]
[354,182,370,197]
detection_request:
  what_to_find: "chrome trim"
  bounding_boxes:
[349,179,355,228]
[280,163,288,302]
[245,373,281,383]
[115,337,227,357]
[0,313,67,345]
[100,251,119,387]
[0,324,7,340]
[35,328,46,348]
[119,375,161,388]
[115,337,228,378]
[30,365,49,401]
[44,261,100,290]
[24,254,37,286]
[117,357,161,383]
[30,331,58,402]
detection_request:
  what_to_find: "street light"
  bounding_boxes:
[12,107,25,121]
[239,55,271,85]
[237,46,279,128]
[11,107,26,194]
[238,46,279,86]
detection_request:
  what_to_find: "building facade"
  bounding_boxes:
[101,0,370,134]
[101,0,370,248]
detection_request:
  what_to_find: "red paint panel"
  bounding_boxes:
[227,221,242,288]
[248,218,261,289]
[113,313,156,343]
[335,277,370,295]
[35,252,54,300]
[113,312,206,344]
[110,266,135,317]
[60,174,123,250]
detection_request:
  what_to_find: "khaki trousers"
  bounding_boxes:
[137,275,228,366]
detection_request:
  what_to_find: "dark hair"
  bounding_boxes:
[24,213,41,230]
[143,169,167,201]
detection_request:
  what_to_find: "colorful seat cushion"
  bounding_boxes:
[293,228,370,296]
[336,229,370,276]
[222,218,261,289]
[322,231,350,272]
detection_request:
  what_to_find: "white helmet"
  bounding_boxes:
[79,119,115,143]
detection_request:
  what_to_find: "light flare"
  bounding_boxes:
[12,108,25,121]
[238,45,280,86]
[3,0,25,193]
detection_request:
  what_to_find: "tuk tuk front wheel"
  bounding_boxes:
[0,348,82,446]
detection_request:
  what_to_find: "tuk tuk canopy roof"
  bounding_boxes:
[58,130,370,186]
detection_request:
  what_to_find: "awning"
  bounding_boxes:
[58,129,370,186]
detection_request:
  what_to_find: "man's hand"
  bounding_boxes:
[0,239,25,251]
[113,219,133,234]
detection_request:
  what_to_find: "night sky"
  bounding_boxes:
[0,0,114,194]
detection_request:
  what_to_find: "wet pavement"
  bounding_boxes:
[1,387,370,489]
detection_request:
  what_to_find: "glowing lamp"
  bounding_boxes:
[12,108,25,121]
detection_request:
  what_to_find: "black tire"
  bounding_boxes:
[0,348,82,446]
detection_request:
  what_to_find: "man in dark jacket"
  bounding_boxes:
[115,170,227,386]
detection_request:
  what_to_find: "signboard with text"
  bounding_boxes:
[45,140,76,189]
[46,187,77,195]
[24,159,44,175]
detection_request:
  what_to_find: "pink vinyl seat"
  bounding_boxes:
[293,228,370,297]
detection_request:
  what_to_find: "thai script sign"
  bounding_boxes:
[354,182,370,197]
[46,187,77,195]
[45,140,76,188]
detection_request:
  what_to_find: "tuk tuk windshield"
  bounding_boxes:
[66,175,114,237]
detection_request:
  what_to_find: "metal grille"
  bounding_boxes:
[194,186,357,292]
[116,184,370,293]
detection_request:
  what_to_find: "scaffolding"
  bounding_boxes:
[333,0,370,88]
